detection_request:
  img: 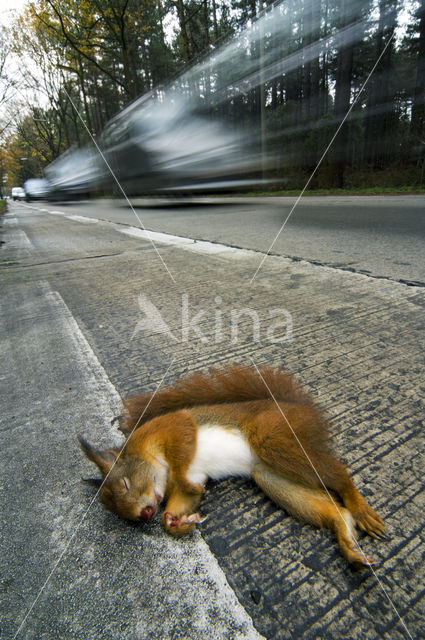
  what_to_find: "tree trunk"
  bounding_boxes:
[302,0,321,174]
[364,0,398,168]
[309,0,321,122]
[320,0,330,118]
[175,0,191,63]
[410,0,425,152]
[77,55,93,135]
[120,26,137,99]
[211,0,219,42]
[332,0,355,188]
[203,0,211,49]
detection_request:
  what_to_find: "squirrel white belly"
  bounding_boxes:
[186,424,258,486]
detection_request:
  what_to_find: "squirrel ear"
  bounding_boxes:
[78,436,120,476]
[81,477,103,487]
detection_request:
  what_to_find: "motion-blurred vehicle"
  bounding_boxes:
[43,148,106,200]
[42,96,267,198]
[100,92,265,195]
[24,178,50,201]
[43,3,291,198]
[11,187,26,201]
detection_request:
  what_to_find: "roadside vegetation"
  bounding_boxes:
[0,0,424,193]
[240,185,425,197]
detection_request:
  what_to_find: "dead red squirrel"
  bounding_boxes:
[79,364,385,567]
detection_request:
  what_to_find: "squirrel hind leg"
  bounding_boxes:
[313,454,385,539]
[252,463,378,568]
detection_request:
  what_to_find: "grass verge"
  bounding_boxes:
[235,185,425,197]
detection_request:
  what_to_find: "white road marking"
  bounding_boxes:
[40,281,123,423]
[1,223,34,251]
[65,215,99,224]
[119,225,193,246]
[36,206,253,259]
[3,216,18,226]
[119,225,253,258]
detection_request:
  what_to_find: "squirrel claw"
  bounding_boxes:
[350,544,377,567]
[182,513,202,525]
[164,512,202,529]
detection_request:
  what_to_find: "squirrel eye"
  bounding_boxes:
[123,477,130,491]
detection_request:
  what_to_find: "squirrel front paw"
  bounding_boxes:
[163,512,202,536]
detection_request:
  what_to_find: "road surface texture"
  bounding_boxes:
[0,199,424,640]
[29,195,425,286]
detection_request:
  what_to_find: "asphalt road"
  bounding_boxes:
[33,194,425,286]
[1,199,424,640]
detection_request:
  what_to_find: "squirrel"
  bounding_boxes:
[79,364,385,568]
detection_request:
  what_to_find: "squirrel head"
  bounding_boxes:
[78,436,164,522]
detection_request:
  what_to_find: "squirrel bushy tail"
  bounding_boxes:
[120,364,322,435]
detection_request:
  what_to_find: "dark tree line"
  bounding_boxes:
[3,0,425,189]
[256,0,425,188]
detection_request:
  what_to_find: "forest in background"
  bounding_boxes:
[0,0,424,193]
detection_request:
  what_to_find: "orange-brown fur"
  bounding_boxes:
[80,365,384,567]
